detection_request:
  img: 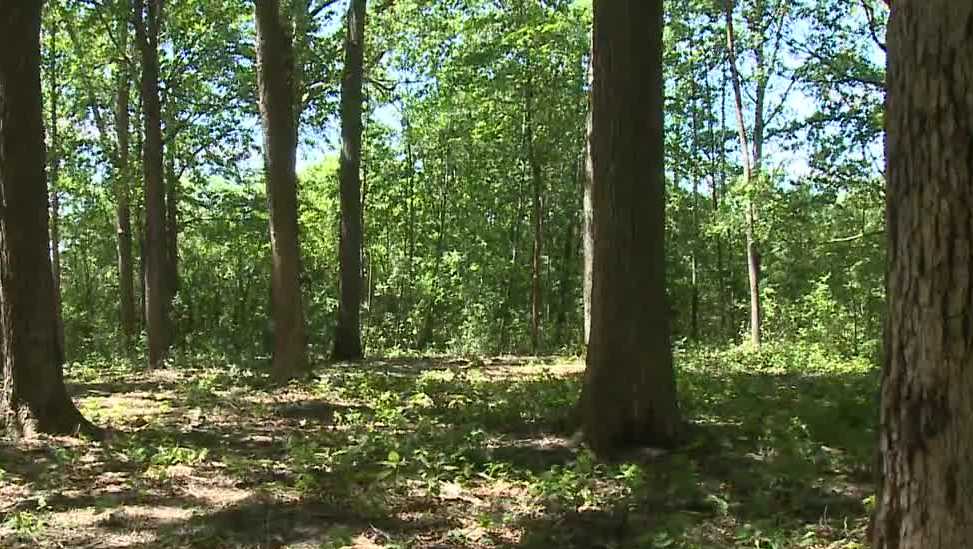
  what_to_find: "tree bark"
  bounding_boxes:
[135,0,169,368]
[688,44,701,343]
[581,55,594,348]
[164,142,179,343]
[0,0,99,438]
[873,3,973,548]
[46,9,66,357]
[525,70,543,356]
[114,7,136,348]
[724,0,762,349]
[580,0,680,456]
[333,0,366,361]
[254,0,309,379]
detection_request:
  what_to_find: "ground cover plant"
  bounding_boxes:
[0,344,875,548]
[3,0,970,547]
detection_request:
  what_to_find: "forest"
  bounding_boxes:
[0,0,969,547]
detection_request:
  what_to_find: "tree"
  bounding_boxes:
[64,0,138,349]
[46,5,67,355]
[255,0,309,378]
[579,0,680,455]
[134,0,170,367]
[0,0,98,438]
[333,0,366,361]
[872,3,973,548]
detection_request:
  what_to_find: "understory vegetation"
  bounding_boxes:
[0,345,875,548]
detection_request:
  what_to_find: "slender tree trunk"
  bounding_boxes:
[164,145,179,343]
[524,65,544,356]
[580,0,680,456]
[416,149,450,350]
[715,59,728,340]
[581,56,594,348]
[134,0,169,368]
[333,0,366,361]
[873,4,973,548]
[0,0,99,439]
[688,46,701,343]
[254,0,309,379]
[724,0,761,348]
[114,11,136,348]
[47,10,66,357]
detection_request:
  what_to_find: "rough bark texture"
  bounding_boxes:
[114,10,136,347]
[580,0,680,456]
[873,3,973,548]
[135,0,169,368]
[255,0,309,379]
[0,1,98,438]
[333,0,366,361]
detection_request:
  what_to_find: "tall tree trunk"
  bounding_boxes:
[581,56,594,348]
[416,148,450,350]
[254,0,308,379]
[524,66,544,356]
[164,145,179,334]
[580,0,680,456]
[114,8,136,348]
[135,0,169,368]
[688,45,701,343]
[715,58,729,340]
[0,0,99,438]
[873,4,973,548]
[723,0,761,349]
[333,0,366,361]
[46,9,66,357]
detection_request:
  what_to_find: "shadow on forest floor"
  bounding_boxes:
[0,348,876,548]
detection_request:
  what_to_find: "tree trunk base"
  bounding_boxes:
[2,390,104,441]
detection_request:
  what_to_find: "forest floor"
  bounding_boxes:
[0,345,876,548]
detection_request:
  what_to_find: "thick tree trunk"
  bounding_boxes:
[114,13,136,348]
[135,0,169,368]
[873,4,973,548]
[0,1,99,438]
[255,0,309,379]
[333,0,366,361]
[580,0,680,456]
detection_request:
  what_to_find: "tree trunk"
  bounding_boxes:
[580,0,680,456]
[333,0,366,361]
[135,0,169,368]
[724,0,761,348]
[688,46,701,343]
[254,0,309,379]
[715,59,729,340]
[873,4,973,548]
[46,10,66,357]
[114,10,136,348]
[524,60,544,356]
[0,1,99,439]
[581,56,594,348]
[164,145,179,341]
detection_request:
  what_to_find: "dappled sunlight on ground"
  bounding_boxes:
[0,348,876,548]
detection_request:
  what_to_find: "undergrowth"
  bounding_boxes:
[0,343,877,548]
